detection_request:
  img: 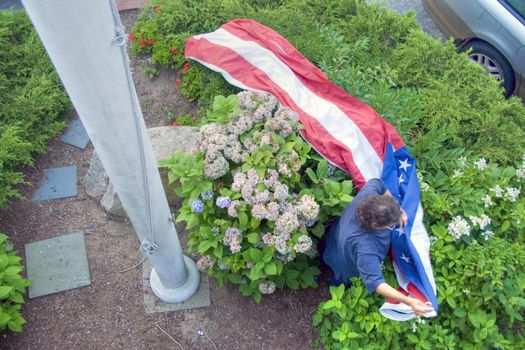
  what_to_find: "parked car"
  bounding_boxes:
[423,0,525,99]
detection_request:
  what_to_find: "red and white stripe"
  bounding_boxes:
[185,19,405,190]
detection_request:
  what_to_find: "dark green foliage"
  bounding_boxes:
[131,0,525,167]
[0,10,70,208]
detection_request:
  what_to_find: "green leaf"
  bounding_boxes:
[264,262,278,276]
[306,168,319,184]
[247,232,260,244]
[250,217,260,229]
[323,300,337,310]
[312,312,323,326]
[312,222,325,238]
[316,160,328,178]
[0,286,13,299]
[197,240,215,254]
[453,307,467,318]
[238,212,249,228]
[243,248,263,262]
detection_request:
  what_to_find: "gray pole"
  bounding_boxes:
[21,0,199,303]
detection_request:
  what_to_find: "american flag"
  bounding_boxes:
[185,19,438,320]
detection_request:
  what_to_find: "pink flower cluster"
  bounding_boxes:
[196,255,214,271]
[237,90,278,122]
[294,235,313,254]
[223,227,243,253]
[258,281,276,294]
[277,150,302,178]
[264,107,299,137]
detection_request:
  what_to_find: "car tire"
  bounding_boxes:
[460,40,515,98]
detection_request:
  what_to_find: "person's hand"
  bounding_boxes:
[400,209,408,227]
[408,299,433,315]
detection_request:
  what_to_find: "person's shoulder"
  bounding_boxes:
[363,178,386,193]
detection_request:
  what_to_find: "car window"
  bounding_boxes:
[500,0,525,20]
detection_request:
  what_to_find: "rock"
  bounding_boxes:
[100,183,126,217]
[86,126,199,217]
[83,152,109,198]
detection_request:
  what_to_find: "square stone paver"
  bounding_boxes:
[60,118,90,150]
[25,231,91,298]
[31,165,77,201]
[142,259,210,314]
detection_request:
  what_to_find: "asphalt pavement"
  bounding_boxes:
[368,0,445,39]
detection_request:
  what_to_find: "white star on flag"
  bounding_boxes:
[395,228,404,237]
[399,158,412,172]
[399,174,404,184]
[400,253,411,264]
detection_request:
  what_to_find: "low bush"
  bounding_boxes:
[161,91,353,301]
[0,233,31,332]
[313,153,525,349]
[0,10,70,208]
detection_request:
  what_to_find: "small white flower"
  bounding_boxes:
[412,322,417,333]
[451,170,463,179]
[469,214,491,230]
[473,158,487,171]
[458,156,467,168]
[490,185,504,198]
[482,195,493,208]
[481,230,494,241]
[462,288,470,295]
[447,216,471,240]
[505,187,520,202]
[429,236,438,245]
[420,182,430,192]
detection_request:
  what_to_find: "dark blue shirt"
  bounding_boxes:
[322,178,391,293]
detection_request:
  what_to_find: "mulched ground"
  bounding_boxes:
[0,10,330,349]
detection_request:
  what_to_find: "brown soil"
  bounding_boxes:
[0,10,329,350]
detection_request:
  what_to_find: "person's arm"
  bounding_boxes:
[375,282,432,315]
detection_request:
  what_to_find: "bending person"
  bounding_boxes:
[322,178,430,315]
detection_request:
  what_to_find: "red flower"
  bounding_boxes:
[140,39,146,47]
[183,62,190,72]
[148,38,155,44]
[155,6,161,13]
[170,47,178,54]
[175,78,181,85]
[128,33,134,39]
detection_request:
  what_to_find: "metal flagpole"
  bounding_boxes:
[21,0,200,303]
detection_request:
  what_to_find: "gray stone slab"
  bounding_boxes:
[32,165,77,201]
[60,118,90,149]
[142,259,210,314]
[0,0,23,10]
[25,231,91,298]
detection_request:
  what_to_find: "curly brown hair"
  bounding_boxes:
[356,195,401,229]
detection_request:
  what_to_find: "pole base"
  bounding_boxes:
[149,255,200,303]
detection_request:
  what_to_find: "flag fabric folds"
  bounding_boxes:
[185,19,438,321]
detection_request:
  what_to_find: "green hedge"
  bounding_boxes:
[131,0,525,167]
[0,10,70,208]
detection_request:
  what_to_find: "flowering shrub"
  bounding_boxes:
[313,155,525,349]
[161,91,353,301]
[421,154,525,244]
